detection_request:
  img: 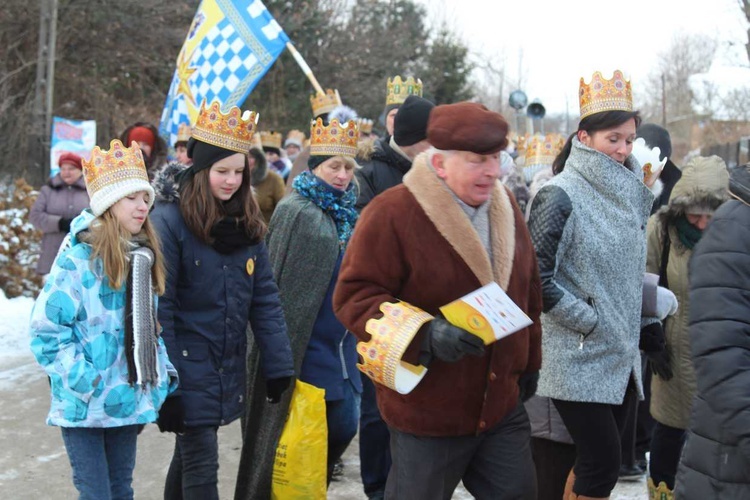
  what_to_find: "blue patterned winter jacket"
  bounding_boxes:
[29,210,178,427]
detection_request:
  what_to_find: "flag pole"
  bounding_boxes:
[285,42,324,95]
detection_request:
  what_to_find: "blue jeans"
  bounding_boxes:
[61,425,139,500]
[360,374,391,497]
[164,426,219,500]
[326,380,361,484]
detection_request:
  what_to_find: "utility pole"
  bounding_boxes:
[661,73,667,128]
[28,0,58,186]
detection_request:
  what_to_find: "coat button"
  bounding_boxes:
[218,368,224,374]
[238,395,243,403]
[479,421,487,429]
[223,265,228,270]
[195,260,201,266]
[182,350,188,357]
[489,373,497,381]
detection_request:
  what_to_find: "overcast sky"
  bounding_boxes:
[415,0,748,114]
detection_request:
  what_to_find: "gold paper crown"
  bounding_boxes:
[82,139,154,216]
[358,301,433,393]
[192,100,259,153]
[260,131,282,150]
[524,134,565,167]
[386,76,423,106]
[284,129,306,147]
[176,123,192,143]
[310,89,342,118]
[579,70,633,119]
[309,118,360,157]
[83,139,147,192]
[358,118,374,135]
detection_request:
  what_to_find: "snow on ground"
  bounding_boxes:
[0,286,645,498]
[0,288,34,361]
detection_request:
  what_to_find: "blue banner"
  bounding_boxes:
[159,0,289,147]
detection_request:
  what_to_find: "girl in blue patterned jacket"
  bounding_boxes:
[29,140,177,500]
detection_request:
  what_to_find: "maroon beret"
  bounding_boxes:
[427,102,509,155]
[58,152,83,170]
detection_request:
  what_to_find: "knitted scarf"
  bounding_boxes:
[674,215,703,250]
[292,170,358,249]
[124,244,160,386]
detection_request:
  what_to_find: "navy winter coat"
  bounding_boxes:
[675,166,750,498]
[151,202,294,427]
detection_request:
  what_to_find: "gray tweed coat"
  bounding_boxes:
[529,138,656,405]
[235,192,340,500]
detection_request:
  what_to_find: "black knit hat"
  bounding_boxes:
[394,95,435,146]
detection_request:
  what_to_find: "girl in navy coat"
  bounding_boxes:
[151,102,294,499]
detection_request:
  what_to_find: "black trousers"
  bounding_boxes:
[531,437,577,500]
[385,404,536,500]
[649,422,686,489]
[553,378,637,497]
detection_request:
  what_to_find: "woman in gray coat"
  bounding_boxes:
[527,70,660,500]
[29,152,90,274]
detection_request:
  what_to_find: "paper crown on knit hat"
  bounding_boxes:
[82,140,155,216]
[579,70,633,119]
[176,123,192,143]
[358,301,432,394]
[310,89,342,118]
[260,131,283,150]
[309,118,359,158]
[191,100,259,153]
[386,76,423,106]
[284,129,306,148]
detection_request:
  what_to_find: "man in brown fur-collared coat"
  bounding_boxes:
[333,102,542,500]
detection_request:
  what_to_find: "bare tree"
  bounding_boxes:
[739,0,750,64]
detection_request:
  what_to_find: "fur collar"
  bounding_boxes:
[403,153,516,290]
[152,161,187,203]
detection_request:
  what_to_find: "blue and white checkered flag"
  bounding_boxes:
[159,0,289,147]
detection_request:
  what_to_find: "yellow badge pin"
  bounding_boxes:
[246,258,255,276]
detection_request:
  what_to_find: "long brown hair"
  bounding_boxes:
[179,161,267,244]
[88,211,166,294]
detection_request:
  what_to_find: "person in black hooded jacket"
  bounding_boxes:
[356,95,434,211]
[675,163,750,498]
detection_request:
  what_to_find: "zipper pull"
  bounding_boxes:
[579,333,584,350]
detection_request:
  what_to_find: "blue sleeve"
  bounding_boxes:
[247,242,294,380]
[29,249,101,402]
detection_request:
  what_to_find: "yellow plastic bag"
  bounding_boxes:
[271,380,327,500]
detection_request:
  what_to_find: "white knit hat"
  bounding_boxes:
[82,139,155,216]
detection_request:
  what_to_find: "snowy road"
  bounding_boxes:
[0,291,646,498]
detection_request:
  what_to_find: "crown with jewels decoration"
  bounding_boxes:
[310,89,342,118]
[81,139,155,216]
[176,123,192,143]
[579,70,633,119]
[192,100,259,153]
[358,118,374,135]
[83,139,147,193]
[386,76,423,106]
[260,131,282,150]
[524,134,565,167]
[358,301,433,394]
[309,118,360,157]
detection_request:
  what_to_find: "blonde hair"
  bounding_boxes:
[88,211,166,295]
